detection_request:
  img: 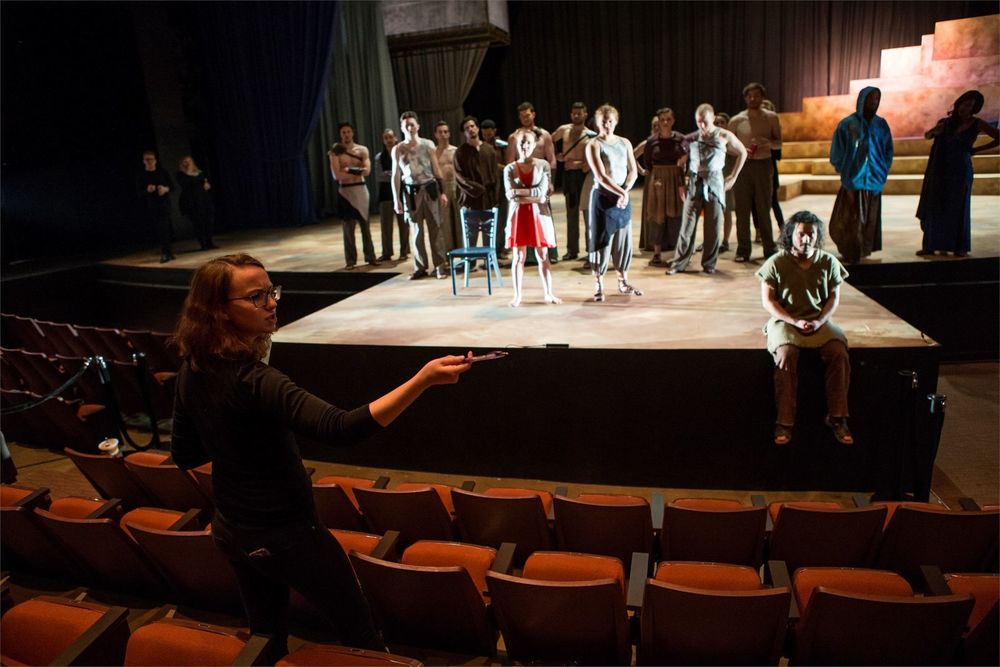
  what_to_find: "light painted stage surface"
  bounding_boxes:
[105,192,996,352]
[271,192,994,352]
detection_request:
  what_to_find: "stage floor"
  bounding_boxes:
[104,192,998,353]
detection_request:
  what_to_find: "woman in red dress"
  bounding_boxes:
[503,128,560,307]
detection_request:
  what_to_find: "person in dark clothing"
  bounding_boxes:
[177,155,218,251]
[170,253,472,662]
[138,150,174,263]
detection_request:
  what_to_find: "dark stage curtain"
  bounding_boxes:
[391,42,489,135]
[488,1,989,139]
[192,2,338,228]
[309,1,400,217]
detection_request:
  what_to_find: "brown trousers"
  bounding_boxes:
[773,340,850,427]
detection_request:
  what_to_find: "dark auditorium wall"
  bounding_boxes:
[466,1,995,139]
[2,2,155,263]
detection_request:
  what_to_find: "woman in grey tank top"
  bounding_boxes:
[584,104,642,301]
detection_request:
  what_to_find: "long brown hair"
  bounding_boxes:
[173,254,271,369]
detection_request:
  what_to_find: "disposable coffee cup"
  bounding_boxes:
[98,438,121,458]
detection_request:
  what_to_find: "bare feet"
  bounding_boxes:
[508,298,521,308]
[544,294,562,304]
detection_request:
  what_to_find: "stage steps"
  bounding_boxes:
[780,14,999,142]
[777,135,999,201]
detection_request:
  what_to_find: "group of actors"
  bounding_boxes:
[325,84,996,448]
[138,151,218,263]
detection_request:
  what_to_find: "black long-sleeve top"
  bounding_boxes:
[171,359,380,530]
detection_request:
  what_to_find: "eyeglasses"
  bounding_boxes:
[228,285,281,309]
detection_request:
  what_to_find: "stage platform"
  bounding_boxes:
[99,191,998,495]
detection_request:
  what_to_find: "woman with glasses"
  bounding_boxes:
[170,253,472,662]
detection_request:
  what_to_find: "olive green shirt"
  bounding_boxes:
[756,249,849,353]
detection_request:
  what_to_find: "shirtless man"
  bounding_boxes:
[507,102,558,262]
[434,121,460,252]
[551,102,597,261]
[328,122,377,269]
[391,111,450,280]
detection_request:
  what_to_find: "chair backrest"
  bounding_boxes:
[0,486,83,579]
[122,329,178,373]
[553,494,653,567]
[792,566,913,613]
[876,506,1000,584]
[639,579,790,666]
[354,486,456,550]
[486,570,630,665]
[128,523,243,614]
[794,588,974,665]
[523,551,626,596]
[2,313,54,354]
[401,540,497,597]
[312,476,373,531]
[277,643,423,666]
[460,207,499,249]
[65,447,156,508]
[0,346,65,395]
[124,453,213,512]
[452,488,553,565]
[661,503,767,567]
[767,500,843,525]
[944,573,1000,635]
[351,551,497,656]
[34,506,169,597]
[654,561,764,591]
[0,595,130,666]
[395,482,460,513]
[769,505,887,572]
[963,600,998,666]
[328,529,381,558]
[125,617,260,666]
[35,320,92,357]
[75,325,136,363]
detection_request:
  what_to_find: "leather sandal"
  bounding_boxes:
[618,280,643,296]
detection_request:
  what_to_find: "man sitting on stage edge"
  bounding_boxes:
[757,211,853,446]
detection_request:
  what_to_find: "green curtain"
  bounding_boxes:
[308,1,399,216]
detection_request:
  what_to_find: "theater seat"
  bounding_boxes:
[487,551,631,665]
[0,595,130,666]
[124,617,267,666]
[661,498,767,567]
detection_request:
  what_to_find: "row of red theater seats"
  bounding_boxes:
[3,482,996,665]
[57,445,1000,589]
[0,592,419,666]
[0,312,179,373]
[1,345,175,427]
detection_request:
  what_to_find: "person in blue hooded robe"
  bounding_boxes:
[828,86,893,264]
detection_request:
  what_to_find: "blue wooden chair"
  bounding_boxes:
[447,207,503,295]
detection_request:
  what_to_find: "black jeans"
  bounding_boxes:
[212,514,384,662]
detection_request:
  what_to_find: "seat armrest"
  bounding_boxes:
[303,466,315,479]
[627,552,649,611]
[372,530,401,561]
[233,634,271,666]
[51,604,130,666]
[14,486,52,510]
[852,493,871,507]
[491,542,516,574]
[168,508,203,531]
[751,495,773,531]
[920,565,953,596]
[767,559,799,620]
[374,476,390,489]
[554,486,568,497]
[650,492,664,531]
[958,497,981,511]
[460,480,476,491]
[87,498,122,519]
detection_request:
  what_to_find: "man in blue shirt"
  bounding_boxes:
[828,86,894,264]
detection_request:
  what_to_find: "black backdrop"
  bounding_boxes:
[465,1,994,139]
